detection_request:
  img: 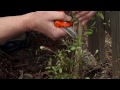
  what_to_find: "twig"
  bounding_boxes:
[12,64,28,68]
[18,70,24,79]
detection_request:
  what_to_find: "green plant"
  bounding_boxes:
[41,11,101,79]
[45,36,83,79]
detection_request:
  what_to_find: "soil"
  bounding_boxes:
[0,31,112,79]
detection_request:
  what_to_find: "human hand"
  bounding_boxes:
[74,11,97,25]
[25,11,72,40]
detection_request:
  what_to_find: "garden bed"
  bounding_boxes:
[0,31,112,79]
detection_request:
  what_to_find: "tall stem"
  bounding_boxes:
[72,11,83,78]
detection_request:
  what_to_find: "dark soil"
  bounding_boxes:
[0,31,112,79]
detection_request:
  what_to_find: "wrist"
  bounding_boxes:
[20,13,33,32]
[23,11,45,32]
[22,12,40,31]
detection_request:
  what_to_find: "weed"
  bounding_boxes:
[41,11,102,79]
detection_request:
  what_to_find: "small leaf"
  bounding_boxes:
[103,23,107,25]
[97,12,104,20]
[45,67,51,70]
[89,28,93,32]
[52,66,56,72]
[70,47,76,51]
[66,50,71,53]
[95,50,98,53]
[47,70,53,73]
[91,21,96,26]
[40,46,45,50]
[85,77,90,79]
[84,31,93,35]
[59,68,62,74]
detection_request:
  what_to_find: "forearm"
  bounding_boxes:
[0,15,29,44]
[0,11,73,43]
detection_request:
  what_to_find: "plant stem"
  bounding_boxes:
[71,11,83,78]
[75,22,83,78]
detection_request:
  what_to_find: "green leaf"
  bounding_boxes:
[66,50,71,53]
[85,77,90,79]
[45,67,51,70]
[88,28,93,32]
[59,68,62,74]
[95,50,99,54]
[97,12,104,20]
[70,47,76,51]
[91,21,96,26]
[52,66,56,71]
[47,70,53,73]
[84,31,93,35]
